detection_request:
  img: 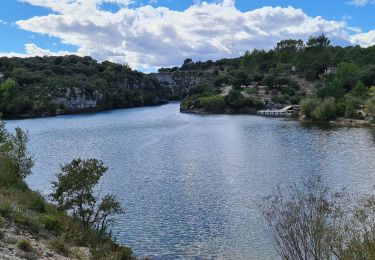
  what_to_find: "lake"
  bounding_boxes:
[6,102,375,259]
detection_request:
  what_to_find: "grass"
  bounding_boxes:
[245,87,258,95]
[18,239,34,252]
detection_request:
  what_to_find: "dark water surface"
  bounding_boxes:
[6,102,375,259]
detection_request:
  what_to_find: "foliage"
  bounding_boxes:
[225,90,245,109]
[365,97,375,118]
[261,176,375,260]
[8,127,34,179]
[260,176,342,260]
[0,56,170,118]
[51,158,123,232]
[313,97,337,121]
[199,95,226,113]
[350,81,369,99]
[317,80,346,99]
[0,120,134,259]
[336,62,361,90]
[18,239,34,252]
[300,97,320,119]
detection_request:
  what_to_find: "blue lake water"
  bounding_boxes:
[6,102,375,259]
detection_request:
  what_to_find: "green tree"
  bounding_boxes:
[51,158,123,232]
[365,97,375,120]
[8,127,34,179]
[225,90,244,109]
[300,97,320,119]
[313,97,337,121]
[317,80,346,99]
[240,51,258,72]
[350,81,369,99]
[199,95,226,113]
[306,34,330,48]
[336,63,361,90]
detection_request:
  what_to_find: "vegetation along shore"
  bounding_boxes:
[0,121,134,259]
[1,34,374,127]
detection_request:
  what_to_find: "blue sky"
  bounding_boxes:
[0,0,374,70]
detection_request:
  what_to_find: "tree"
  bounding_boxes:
[260,176,343,260]
[306,34,330,48]
[8,127,34,179]
[183,58,192,65]
[51,158,123,232]
[240,51,258,72]
[313,97,337,121]
[336,63,361,90]
[300,97,320,119]
[350,81,369,99]
[276,39,304,52]
[226,90,244,109]
[365,97,375,120]
[199,95,226,113]
[317,80,346,99]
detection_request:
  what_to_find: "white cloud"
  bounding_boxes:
[0,43,75,58]
[347,0,375,6]
[350,30,375,47]
[4,0,375,69]
[0,19,7,25]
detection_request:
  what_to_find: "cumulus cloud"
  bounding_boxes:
[350,30,375,47]
[5,0,375,69]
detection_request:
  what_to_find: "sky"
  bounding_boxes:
[0,0,374,71]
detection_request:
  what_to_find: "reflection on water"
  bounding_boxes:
[6,103,375,259]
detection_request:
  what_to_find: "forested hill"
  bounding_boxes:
[151,35,375,118]
[0,55,171,118]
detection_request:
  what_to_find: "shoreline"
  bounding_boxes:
[4,101,169,120]
[181,107,374,128]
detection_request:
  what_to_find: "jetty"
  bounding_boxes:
[257,105,300,117]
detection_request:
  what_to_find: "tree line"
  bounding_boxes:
[176,34,375,117]
[0,55,171,118]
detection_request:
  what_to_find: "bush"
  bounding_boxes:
[49,237,70,256]
[271,95,288,104]
[225,90,245,109]
[14,213,42,234]
[18,239,34,252]
[199,95,226,113]
[26,192,46,213]
[42,215,63,233]
[365,97,375,119]
[300,97,320,119]
[0,201,13,218]
[313,97,337,121]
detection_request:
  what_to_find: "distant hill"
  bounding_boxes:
[149,35,375,116]
[0,55,171,118]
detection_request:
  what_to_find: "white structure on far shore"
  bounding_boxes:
[257,105,300,117]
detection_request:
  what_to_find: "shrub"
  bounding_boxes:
[0,201,13,218]
[49,237,70,256]
[0,216,5,228]
[18,239,34,252]
[313,97,337,121]
[42,215,63,233]
[14,213,42,234]
[300,97,320,119]
[225,90,245,109]
[365,97,375,119]
[199,95,226,113]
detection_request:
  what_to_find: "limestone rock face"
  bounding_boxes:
[150,71,200,96]
[53,88,103,111]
